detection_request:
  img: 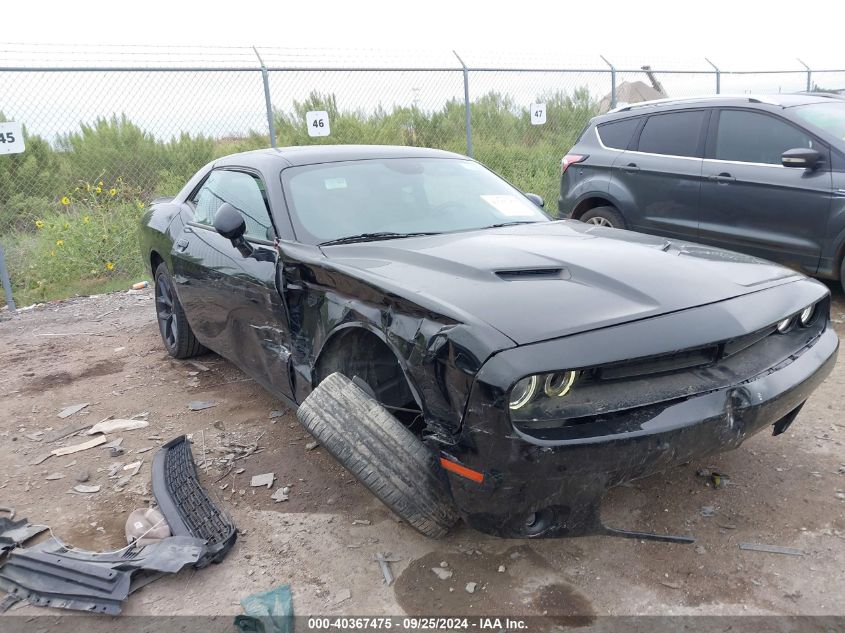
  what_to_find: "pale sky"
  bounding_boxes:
[4,0,845,69]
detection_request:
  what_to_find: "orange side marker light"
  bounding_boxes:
[440,457,484,483]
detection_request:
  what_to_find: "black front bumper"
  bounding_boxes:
[443,326,838,539]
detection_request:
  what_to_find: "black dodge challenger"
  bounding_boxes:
[139,145,838,540]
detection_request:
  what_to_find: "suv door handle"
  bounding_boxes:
[708,172,735,183]
[621,163,640,173]
[175,238,189,252]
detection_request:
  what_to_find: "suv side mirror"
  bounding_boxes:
[525,193,545,208]
[782,148,822,170]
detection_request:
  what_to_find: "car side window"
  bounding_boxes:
[636,111,706,158]
[597,118,639,150]
[191,170,274,241]
[715,110,814,165]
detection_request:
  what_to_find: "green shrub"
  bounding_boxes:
[4,177,145,303]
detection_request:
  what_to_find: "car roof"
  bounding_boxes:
[214,144,466,168]
[596,93,838,122]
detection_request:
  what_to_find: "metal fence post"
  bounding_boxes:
[0,243,16,313]
[600,55,616,108]
[453,50,473,158]
[253,46,277,148]
[705,58,721,94]
[797,58,812,92]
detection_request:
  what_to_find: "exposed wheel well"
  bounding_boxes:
[314,327,421,422]
[150,250,164,275]
[571,197,616,221]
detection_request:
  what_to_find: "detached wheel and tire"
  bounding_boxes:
[581,206,626,229]
[154,263,206,359]
[297,372,459,538]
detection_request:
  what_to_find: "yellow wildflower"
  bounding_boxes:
[105,262,115,271]
[60,196,71,206]
[95,186,102,194]
[109,188,117,197]
[85,183,91,192]
[35,220,45,229]
[98,181,104,187]
[83,216,90,224]
[56,240,64,247]
[50,251,55,257]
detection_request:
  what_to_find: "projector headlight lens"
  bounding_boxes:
[544,371,579,398]
[509,375,539,410]
[799,305,815,326]
[776,317,793,333]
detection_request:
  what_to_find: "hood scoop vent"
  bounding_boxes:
[495,268,566,281]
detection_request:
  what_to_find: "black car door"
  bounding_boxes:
[698,108,832,274]
[171,167,294,399]
[610,109,708,240]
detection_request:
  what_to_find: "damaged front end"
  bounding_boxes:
[439,280,838,540]
[0,436,236,614]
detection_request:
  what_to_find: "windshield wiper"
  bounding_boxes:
[484,220,543,229]
[318,231,440,246]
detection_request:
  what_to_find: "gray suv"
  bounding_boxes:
[559,94,845,290]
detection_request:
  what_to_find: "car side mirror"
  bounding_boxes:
[525,193,545,208]
[213,203,254,257]
[214,203,246,239]
[782,148,822,170]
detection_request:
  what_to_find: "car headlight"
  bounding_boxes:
[776,302,819,334]
[509,370,579,410]
[799,304,815,326]
[776,317,793,333]
[544,370,579,397]
[509,375,539,410]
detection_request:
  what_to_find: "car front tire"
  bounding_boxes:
[581,206,626,229]
[297,372,459,538]
[154,263,206,359]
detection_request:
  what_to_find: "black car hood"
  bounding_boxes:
[323,221,803,345]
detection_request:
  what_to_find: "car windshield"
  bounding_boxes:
[793,102,845,141]
[280,157,548,245]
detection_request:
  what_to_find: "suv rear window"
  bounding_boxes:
[637,111,706,158]
[596,118,639,150]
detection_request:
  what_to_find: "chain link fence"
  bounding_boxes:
[1,44,844,307]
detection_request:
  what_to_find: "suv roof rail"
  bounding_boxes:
[608,94,781,114]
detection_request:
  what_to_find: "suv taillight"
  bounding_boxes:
[561,154,587,175]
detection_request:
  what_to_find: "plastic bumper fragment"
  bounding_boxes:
[151,435,237,567]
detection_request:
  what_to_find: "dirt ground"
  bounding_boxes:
[1,284,844,622]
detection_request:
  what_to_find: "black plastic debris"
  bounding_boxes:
[0,535,207,615]
[152,435,237,567]
[0,435,237,615]
[0,511,47,556]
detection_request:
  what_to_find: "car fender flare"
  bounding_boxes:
[312,321,425,412]
[570,190,626,221]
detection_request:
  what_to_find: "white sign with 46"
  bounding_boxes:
[306,111,331,137]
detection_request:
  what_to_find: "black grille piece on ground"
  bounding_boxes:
[151,435,237,567]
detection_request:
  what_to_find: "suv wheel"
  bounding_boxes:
[581,206,626,229]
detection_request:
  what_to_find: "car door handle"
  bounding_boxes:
[621,163,640,173]
[708,172,735,183]
[175,238,189,252]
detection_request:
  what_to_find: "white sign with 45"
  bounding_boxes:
[0,122,25,155]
